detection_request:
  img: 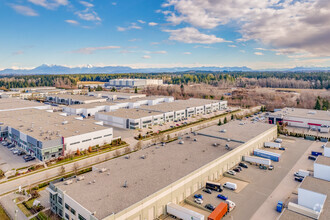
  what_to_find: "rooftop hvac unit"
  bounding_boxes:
[193,138,197,141]
[99,168,107,173]
[239,122,245,125]
[62,121,68,125]
[77,176,85,181]
[179,140,184,144]
[213,143,218,147]
[141,155,146,159]
[65,180,73,185]
[125,155,130,159]
[220,129,227,133]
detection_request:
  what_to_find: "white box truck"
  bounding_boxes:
[223,182,237,190]
[264,142,281,149]
[296,169,310,177]
[243,155,271,166]
[320,127,329,133]
[225,200,236,212]
[167,203,204,220]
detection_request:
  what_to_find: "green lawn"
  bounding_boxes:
[30,211,49,220]
[17,203,32,217]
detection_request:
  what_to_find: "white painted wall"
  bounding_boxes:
[64,127,113,153]
[314,163,330,181]
[298,188,327,212]
[324,146,330,157]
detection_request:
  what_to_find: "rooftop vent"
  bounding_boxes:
[65,180,73,185]
[141,155,146,159]
[77,176,85,181]
[220,129,227,133]
[99,168,107,173]
[62,121,68,125]
[213,143,218,147]
[179,140,184,144]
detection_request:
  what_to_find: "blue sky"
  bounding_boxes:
[1,0,330,70]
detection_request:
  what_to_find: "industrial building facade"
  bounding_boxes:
[0,109,113,161]
[105,79,163,88]
[48,122,276,220]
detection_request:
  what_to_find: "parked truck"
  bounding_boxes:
[254,149,281,162]
[264,142,281,149]
[295,169,310,178]
[167,203,204,220]
[320,127,330,133]
[208,202,228,220]
[223,182,237,190]
[243,156,272,166]
[225,200,236,212]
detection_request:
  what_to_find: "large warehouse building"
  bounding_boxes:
[95,98,227,129]
[0,109,113,160]
[105,79,163,88]
[48,121,276,220]
[46,94,107,105]
[268,108,330,132]
[88,91,146,101]
[0,98,50,112]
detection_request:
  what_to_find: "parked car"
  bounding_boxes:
[295,177,304,182]
[8,144,15,148]
[205,204,215,211]
[227,170,236,175]
[17,150,26,156]
[308,156,317,161]
[12,149,19,155]
[279,147,286,151]
[233,168,240,172]
[203,188,212,194]
[24,156,35,162]
[194,194,203,199]
[294,172,304,178]
[194,198,203,204]
[239,162,248,168]
[217,194,228,200]
[237,166,242,171]
[259,165,267,170]
[268,165,274,170]
[23,155,32,160]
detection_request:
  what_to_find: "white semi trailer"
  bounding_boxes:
[167,203,204,220]
[243,155,271,166]
[264,142,281,149]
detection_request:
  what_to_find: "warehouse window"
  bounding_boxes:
[65,203,69,210]
[70,142,80,145]
[104,134,112,137]
[82,139,91,143]
[93,136,102,140]
[71,208,76,215]
[78,214,86,220]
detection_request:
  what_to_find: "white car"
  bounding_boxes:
[12,150,19,154]
[227,170,236,176]
[195,198,203,204]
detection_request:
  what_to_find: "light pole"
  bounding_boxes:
[14,209,18,220]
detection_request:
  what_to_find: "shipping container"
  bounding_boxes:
[254,149,280,162]
[167,203,204,220]
[243,156,272,166]
[311,151,323,156]
[208,202,228,220]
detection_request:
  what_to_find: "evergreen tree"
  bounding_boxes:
[224,117,227,124]
[314,98,321,110]
[134,87,138,93]
[218,119,222,126]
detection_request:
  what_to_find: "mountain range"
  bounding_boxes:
[0,64,329,75]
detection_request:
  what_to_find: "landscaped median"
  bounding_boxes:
[0,204,10,220]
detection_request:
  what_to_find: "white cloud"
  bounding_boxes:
[254,52,264,56]
[65,20,79,25]
[116,23,142,31]
[75,8,101,22]
[148,22,158,26]
[138,20,146,24]
[79,1,94,8]
[112,2,117,6]
[164,27,230,44]
[28,0,68,10]
[150,42,160,45]
[162,0,330,56]
[128,38,140,42]
[142,55,151,59]
[10,4,39,16]
[146,51,167,54]
[183,52,191,55]
[228,45,237,48]
[71,46,120,54]
[13,50,24,56]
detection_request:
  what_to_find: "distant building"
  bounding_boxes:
[268,108,330,132]
[105,78,163,88]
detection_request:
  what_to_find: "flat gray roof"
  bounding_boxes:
[0,109,111,140]
[300,176,330,196]
[91,91,146,98]
[198,120,275,142]
[47,94,107,101]
[0,98,47,111]
[65,102,112,109]
[99,108,162,119]
[315,156,330,166]
[54,121,274,219]
[275,108,330,121]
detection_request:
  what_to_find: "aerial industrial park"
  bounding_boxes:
[1,0,330,219]
[0,79,328,220]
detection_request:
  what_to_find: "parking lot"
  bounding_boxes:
[0,142,37,172]
[183,137,315,220]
